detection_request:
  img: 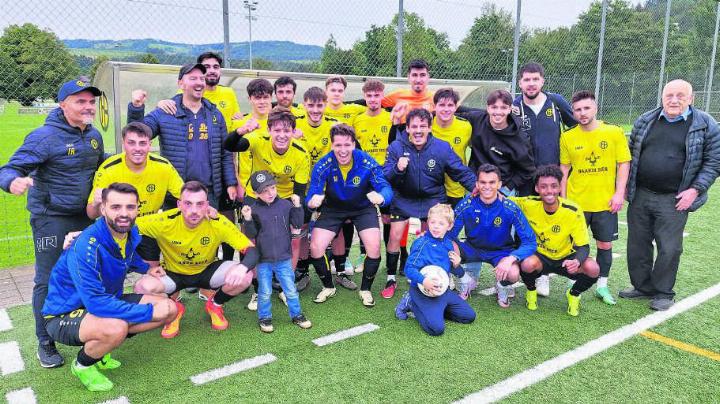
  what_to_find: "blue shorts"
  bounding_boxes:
[457,242,513,267]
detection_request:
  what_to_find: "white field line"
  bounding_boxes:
[312,323,380,347]
[0,235,31,242]
[0,309,12,332]
[619,221,627,226]
[6,388,36,404]
[455,281,720,404]
[0,341,24,375]
[99,396,131,404]
[190,353,277,385]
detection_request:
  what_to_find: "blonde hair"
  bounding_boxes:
[428,203,454,224]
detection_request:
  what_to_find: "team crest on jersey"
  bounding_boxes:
[284,165,292,174]
[454,137,461,144]
[146,184,156,193]
[88,237,96,245]
[585,151,600,166]
[552,225,561,233]
[322,138,329,145]
[427,159,436,168]
[599,140,608,149]
[344,113,351,119]
[219,101,226,108]
[381,125,389,134]
[493,217,502,227]
[90,139,99,150]
[545,108,553,117]
[200,236,210,246]
[352,176,361,185]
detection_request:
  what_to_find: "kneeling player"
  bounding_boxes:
[306,124,393,307]
[133,181,258,337]
[395,204,475,336]
[43,183,177,391]
[514,165,599,316]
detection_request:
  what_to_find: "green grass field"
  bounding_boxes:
[1,185,720,403]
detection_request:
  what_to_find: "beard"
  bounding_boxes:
[205,76,220,86]
[106,216,135,234]
[524,91,539,100]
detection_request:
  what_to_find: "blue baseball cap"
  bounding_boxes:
[57,78,102,101]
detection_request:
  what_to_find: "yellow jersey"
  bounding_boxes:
[89,153,184,217]
[203,85,240,127]
[559,121,631,212]
[233,114,269,189]
[240,131,311,199]
[136,209,253,275]
[290,104,305,118]
[432,116,472,198]
[511,196,590,260]
[324,103,366,125]
[295,116,337,167]
[353,110,392,165]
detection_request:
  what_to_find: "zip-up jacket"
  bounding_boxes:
[245,197,303,263]
[0,108,105,216]
[512,92,576,166]
[306,149,393,211]
[405,233,465,287]
[450,196,537,260]
[42,219,153,323]
[384,128,475,218]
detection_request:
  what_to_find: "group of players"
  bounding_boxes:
[1,53,640,392]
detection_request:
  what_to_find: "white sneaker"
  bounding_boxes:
[536,275,550,297]
[359,290,375,307]
[314,287,337,303]
[246,293,258,311]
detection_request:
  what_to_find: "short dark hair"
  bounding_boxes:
[247,79,273,98]
[362,79,385,93]
[303,86,327,103]
[330,123,356,143]
[267,106,297,130]
[433,87,459,105]
[101,182,139,204]
[197,51,223,67]
[408,59,429,73]
[571,90,596,105]
[122,121,152,139]
[181,181,208,197]
[406,108,433,126]
[476,163,501,179]
[274,76,297,93]
[534,165,562,186]
[325,75,347,89]
[486,89,513,106]
[519,62,545,79]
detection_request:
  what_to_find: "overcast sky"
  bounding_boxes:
[4,0,645,49]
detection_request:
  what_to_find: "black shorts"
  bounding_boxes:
[162,260,236,294]
[584,211,618,242]
[136,236,161,261]
[314,207,379,234]
[44,294,143,347]
[537,253,579,280]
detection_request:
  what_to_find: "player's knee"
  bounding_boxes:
[596,241,612,250]
[101,319,129,343]
[582,259,600,278]
[521,256,541,273]
[457,310,476,324]
[423,321,445,336]
[134,275,162,294]
[164,298,178,320]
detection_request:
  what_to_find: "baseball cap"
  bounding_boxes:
[57,78,102,101]
[178,63,207,80]
[250,170,277,194]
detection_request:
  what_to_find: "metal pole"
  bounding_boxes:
[629,72,636,123]
[705,1,720,112]
[657,0,672,107]
[248,6,253,69]
[396,0,404,78]
[222,0,230,67]
[595,0,608,98]
[510,0,521,95]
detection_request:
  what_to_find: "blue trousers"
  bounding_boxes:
[257,259,302,320]
[409,287,475,336]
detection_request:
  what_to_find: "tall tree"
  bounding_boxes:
[455,4,516,80]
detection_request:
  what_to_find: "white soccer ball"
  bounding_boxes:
[417,265,450,297]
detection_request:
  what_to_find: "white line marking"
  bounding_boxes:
[312,323,380,346]
[683,232,690,238]
[99,396,130,404]
[0,235,32,242]
[6,388,36,404]
[455,281,720,404]
[0,341,24,375]
[0,309,12,332]
[190,353,276,385]
[619,221,627,226]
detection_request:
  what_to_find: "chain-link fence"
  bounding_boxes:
[1,0,719,269]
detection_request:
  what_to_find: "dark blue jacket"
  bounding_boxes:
[42,219,153,323]
[0,108,105,216]
[246,197,304,263]
[405,233,465,287]
[384,131,475,218]
[450,196,537,260]
[306,149,393,211]
[127,95,237,200]
[512,92,576,166]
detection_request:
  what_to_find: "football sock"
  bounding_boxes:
[570,273,597,296]
[361,257,381,291]
[597,247,612,278]
[386,251,400,276]
[520,269,541,290]
[311,255,335,288]
[77,347,100,368]
[213,289,234,305]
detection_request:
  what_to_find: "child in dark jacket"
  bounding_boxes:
[244,170,312,333]
[395,204,476,336]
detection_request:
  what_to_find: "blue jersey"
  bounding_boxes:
[450,195,536,260]
[404,233,464,287]
[512,92,576,166]
[306,149,393,211]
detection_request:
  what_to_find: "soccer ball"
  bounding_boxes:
[417,265,450,297]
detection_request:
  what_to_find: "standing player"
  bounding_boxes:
[0,78,105,368]
[324,76,366,125]
[306,124,393,307]
[274,76,306,117]
[382,59,435,118]
[560,91,630,305]
[87,122,184,265]
[450,164,537,307]
[512,62,577,296]
[514,166,600,316]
